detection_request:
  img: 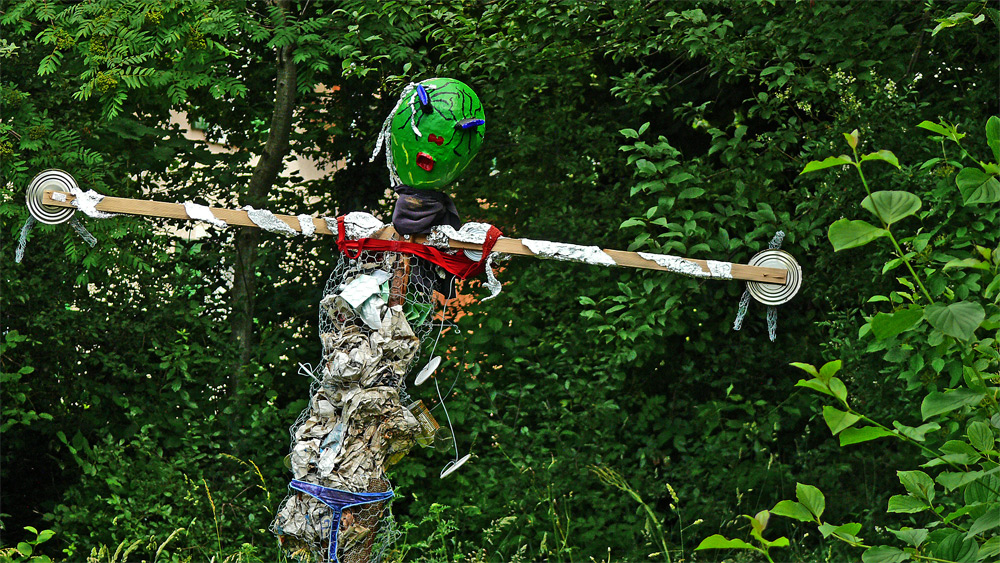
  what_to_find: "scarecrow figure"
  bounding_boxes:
[270,78,491,563]
[18,77,800,563]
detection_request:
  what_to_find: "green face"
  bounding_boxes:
[388,78,486,190]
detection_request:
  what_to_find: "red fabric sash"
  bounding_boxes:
[336,216,502,280]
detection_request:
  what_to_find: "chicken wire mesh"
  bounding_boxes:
[272,250,450,563]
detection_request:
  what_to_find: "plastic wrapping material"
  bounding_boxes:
[522,239,618,267]
[298,214,317,236]
[183,201,227,228]
[637,252,734,279]
[61,187,116,219]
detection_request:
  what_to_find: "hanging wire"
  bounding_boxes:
[733,231,785,341]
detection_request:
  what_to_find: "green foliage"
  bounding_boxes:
[0,527,56,563]
[774,119,999,561]
[2,0,998,562]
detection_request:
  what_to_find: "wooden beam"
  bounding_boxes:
[43,189,333,235]
[43,190,787,285]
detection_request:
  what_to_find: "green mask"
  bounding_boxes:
[388,78,486,190]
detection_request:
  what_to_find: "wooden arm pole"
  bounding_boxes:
[42,190,788,285]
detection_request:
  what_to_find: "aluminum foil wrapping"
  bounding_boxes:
[183,201,227,228]
[244,205,299,236]
[637,252,733,279]
[322,212,385,240]
[521,239,617,267]
[426,222,494,248]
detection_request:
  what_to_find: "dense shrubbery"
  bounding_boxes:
[2,1,997,561]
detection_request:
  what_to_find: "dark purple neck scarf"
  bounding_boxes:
[392,185,461,235]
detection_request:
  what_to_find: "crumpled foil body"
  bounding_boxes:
[272,250,444,563]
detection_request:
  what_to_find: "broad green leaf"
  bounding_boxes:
[817,522,837,538]
[965,504,999,538]
[790,362,819,377]
[861,150,901,169]
[936,470,984,492]
[636,159,657,175]
[887,494,928,513]
[840,426,894,446]
[828,377,848,404]
[818,360,842,380]
[888,527,928,548]
[771,500,814,522]
[17,543,32,557]
[922,388,985,420]
[861,546,911,563]
[893,421,941,441]
[795,378,833,397]
[844,129,859,149]
[861,191,921,225]
[933,529,979,562]
[767,536,790,548]
[796,483,825,518]
[924,301,985,341]
[943,258,989,270]
[965,472,1000,504]
[955,167,1000,205]
[823,405,860,435]
[968,421,995,452]
[917,120,951,136]
[694,534,755,551]
[828,219,889,251]
[870,305,924,340]
[800,155,853,174]
[678,187,705,199]
[981,536,1000,560]
[898,470,935,502]
[987,115,1000,163]
[832,522,863,541]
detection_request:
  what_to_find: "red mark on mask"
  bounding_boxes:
[428,134,445,146]
[416,152,435,172]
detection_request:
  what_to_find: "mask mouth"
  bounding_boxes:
[416,152,435,172]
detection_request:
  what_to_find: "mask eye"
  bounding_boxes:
[455,118,485,130]
[417,85,433,114]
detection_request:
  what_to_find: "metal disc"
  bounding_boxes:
[26,169,77,225]
[414,356,441,386]
[746,249,802,306]
[440,453,471,479]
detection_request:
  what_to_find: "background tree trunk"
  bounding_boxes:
[231,31,297,385]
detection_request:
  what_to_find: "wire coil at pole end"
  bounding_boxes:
[26,169,77,225]
[746,249,802,305]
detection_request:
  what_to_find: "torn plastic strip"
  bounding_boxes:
[14,217,36,264]
[183,201,227,229]
[68,217,97,247]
